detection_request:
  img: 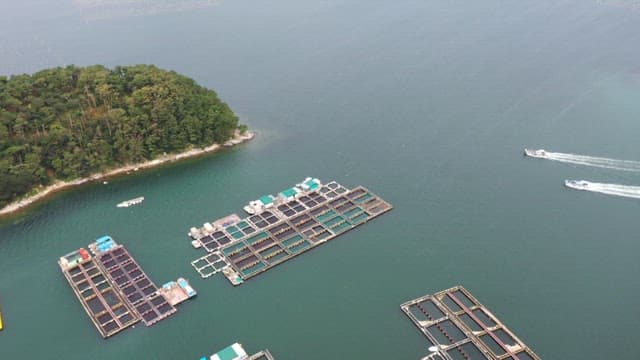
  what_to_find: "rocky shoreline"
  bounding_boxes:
[0,130,255,217]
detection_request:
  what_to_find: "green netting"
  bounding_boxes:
[237,221,248,228]
[192,259,208,269]
[282,234,304,247]
[323,215,346,227]
[331,221,352,234]
[353,193,373,203]
[316,209,337,222]
[242,261,266,276]
[289,240,310,253]
[260,245,283,258]
[350,212,369,224]
[246,232,269,245]
[343,207,363,218]
[222,242,246,255]
[265,250,288,264]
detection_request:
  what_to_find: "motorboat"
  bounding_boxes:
[524,148,547,158]
[564,180,590,190]
[117,196,144,208]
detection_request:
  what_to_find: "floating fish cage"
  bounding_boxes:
[188,180,392,285]
[401,286,541,360]
[59,236,192,338]
[59,255,139,338]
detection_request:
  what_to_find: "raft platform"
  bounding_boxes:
[401,286,541,360]
[58,249,139,338]
[60,236,194,338]
[158,278,197,306]
[189,180,392,285]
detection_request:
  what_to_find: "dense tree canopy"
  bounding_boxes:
[0,64,241,208]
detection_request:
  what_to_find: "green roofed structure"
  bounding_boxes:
[206,342,275,360]
[304,178,319,190]
[259,195,274,205]
[280,188,298,198]
[212,343,246,360]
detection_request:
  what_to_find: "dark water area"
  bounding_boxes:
[1,1,639,358]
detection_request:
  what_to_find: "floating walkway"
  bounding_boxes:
[188,180,392,285]
[401,286,540,360]
[59,235,196,338]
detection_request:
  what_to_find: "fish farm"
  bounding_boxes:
[401,286,540,360]
[188,178,393,285]
[59,236,196,338]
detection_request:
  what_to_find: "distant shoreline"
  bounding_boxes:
[0,130,255,217]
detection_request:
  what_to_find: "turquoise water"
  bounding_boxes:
[1,1,640,358]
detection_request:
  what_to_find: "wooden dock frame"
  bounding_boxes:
[248,349,276,360]
[400,286,541,360]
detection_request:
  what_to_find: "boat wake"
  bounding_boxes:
[535,151,640,172]
[565,180,640,200]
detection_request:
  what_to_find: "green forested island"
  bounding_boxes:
[0,65,244,208]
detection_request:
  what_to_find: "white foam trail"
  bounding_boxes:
[541,151,640,172]
[570,181,640,200]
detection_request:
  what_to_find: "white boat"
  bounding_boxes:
[117,196,144,208]
[188,227,201,240]
[564,180,590,190]
[524,148,547,158]
[243,203,257,215]
[242,195,275,215]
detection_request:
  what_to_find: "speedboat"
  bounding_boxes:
[524,148,547,158]
[564,180,590,190]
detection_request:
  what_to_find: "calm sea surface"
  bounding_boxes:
[1,1,640,358]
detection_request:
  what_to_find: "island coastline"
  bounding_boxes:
[0,130,255,217]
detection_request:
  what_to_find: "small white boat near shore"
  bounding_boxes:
[117,196,144,208]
